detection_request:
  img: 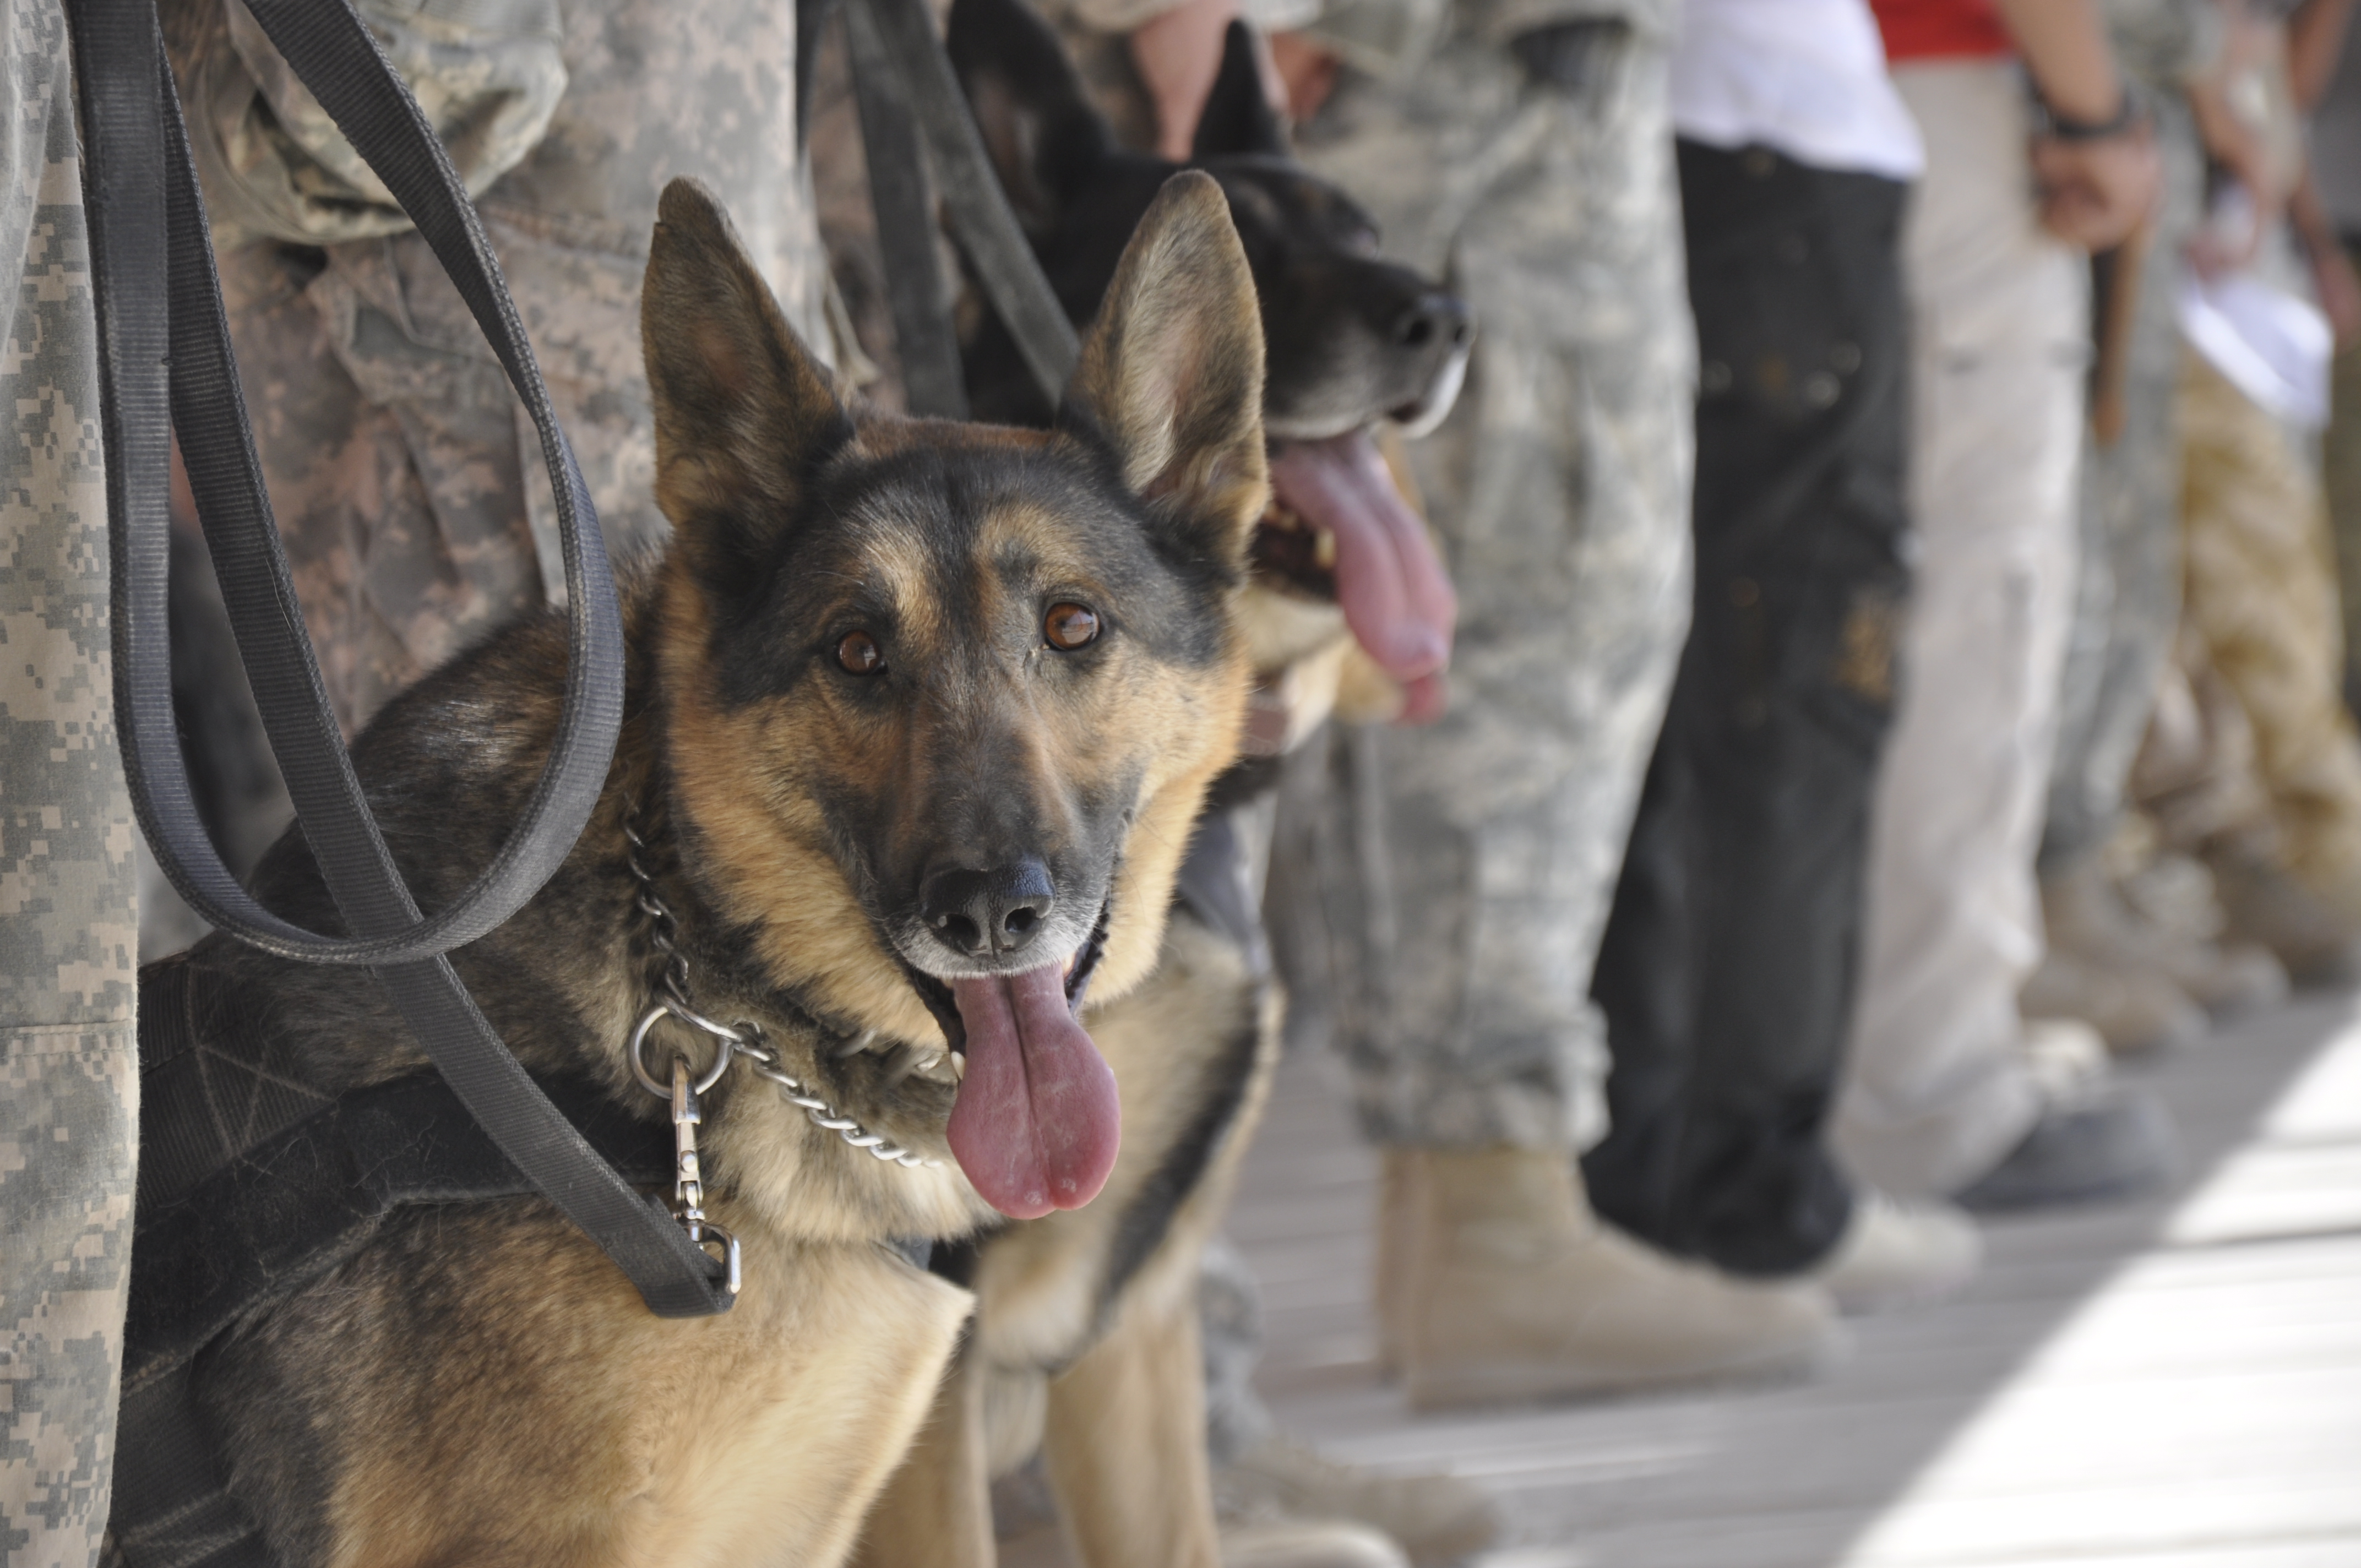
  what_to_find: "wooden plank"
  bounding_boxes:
[1218,990,2361,1566]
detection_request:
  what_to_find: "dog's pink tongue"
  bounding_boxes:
[1269,431,1457,685]
[945,966,1121,1219]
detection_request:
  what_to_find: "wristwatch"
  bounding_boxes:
[2037,78,2150,141]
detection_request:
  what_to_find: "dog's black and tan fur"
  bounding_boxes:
[173,171,1266,1568]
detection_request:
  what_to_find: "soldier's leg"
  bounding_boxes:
[1,15,142,1562]
[1301,31,1834,1406]
[216,240,543,735]
[1299,29,1688,1168]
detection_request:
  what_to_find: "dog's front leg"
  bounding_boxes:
[1041,1284,1222,1568]
[849,1331,995,1568]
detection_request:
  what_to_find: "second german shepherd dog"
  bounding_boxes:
[165,171,1266,1566]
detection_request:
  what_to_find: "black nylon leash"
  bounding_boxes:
[845,0,970,418]
[847,0,1080,408]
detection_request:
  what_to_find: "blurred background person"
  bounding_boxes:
[2316,0,2361,715]
[2025,0,2295,1059]
[1256,0,1853,1415]
[1583,0,1986,1316]
[1837,0,2183,1215]
[2148,0,2361,987]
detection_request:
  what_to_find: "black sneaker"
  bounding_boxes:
[1951,1083,2182,1212]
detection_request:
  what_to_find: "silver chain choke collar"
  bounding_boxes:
[622,813,940,1175]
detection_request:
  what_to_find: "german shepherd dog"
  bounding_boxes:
[160,172,1267,1567]
[840,8,1472,1565]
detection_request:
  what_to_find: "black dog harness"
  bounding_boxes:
[111,958,678,1568]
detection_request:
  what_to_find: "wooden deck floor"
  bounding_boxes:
[1226,990,2361,1568]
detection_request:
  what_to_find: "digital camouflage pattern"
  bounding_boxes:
[1288,24,1691,1154]
[181,0,569,252]
[1288,0,1669,83]
[2041,0,2216,875]
[167,0,834,732]
[0,3,141,1563]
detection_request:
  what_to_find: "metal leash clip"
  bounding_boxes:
[627,1001,742,1293]
[662,1049,741,1295]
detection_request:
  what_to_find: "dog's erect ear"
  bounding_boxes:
[1060,171,1266,568]
[1191,21,1290,160]
[642,177,851,565]
[948,0,1114,238]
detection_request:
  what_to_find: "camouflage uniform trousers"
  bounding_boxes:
[2039,86,2206,875]
[0,4,142,1563]
[176,0,831,734]
[1293,29,1694,1155]
[2179,350,2361,915]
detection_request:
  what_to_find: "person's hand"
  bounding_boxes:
[1132,0,1242,160]
[1506,18,1625,96]
[1269,30,1340,123]
[2187,184,2271,278]
[2030,121,2161,252]
[1131,0,1289,159]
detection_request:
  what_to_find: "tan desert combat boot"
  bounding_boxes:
[1383,1147,1842,1412]
[1219,1520,1412,1568]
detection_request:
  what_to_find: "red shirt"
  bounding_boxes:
[1868,0,2013,63]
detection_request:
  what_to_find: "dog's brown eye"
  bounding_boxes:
[836,630,885,675]
[1045,603,1100,651]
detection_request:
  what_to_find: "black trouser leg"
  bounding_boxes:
[1585,141,1911,1277]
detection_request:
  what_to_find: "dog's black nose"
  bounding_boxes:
[922,860,1056,959]
[1393,292,1473,353]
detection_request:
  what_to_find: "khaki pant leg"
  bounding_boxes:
[1838,62,2087,1197]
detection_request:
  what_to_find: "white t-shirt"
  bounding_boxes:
[1671,0,1925,181]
